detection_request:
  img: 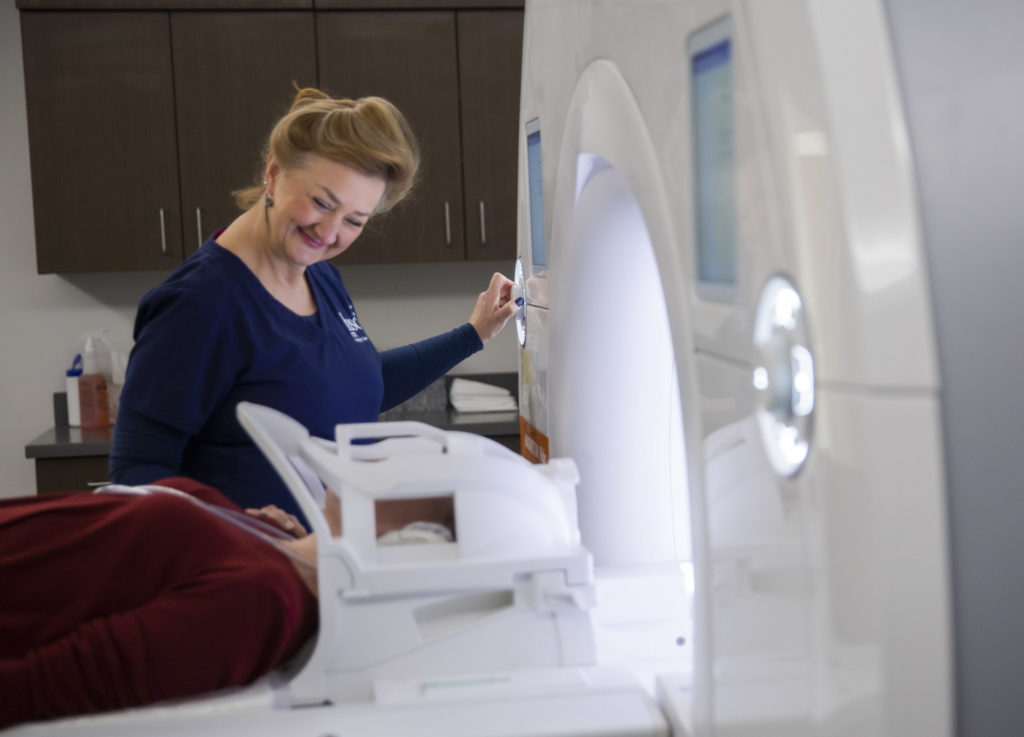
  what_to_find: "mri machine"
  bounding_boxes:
[11,0,1024,735]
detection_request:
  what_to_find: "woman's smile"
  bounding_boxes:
[297,225,326,249]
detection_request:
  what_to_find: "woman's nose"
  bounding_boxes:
[314,215,343,246]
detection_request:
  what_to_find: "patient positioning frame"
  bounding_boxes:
[236,402,597,708]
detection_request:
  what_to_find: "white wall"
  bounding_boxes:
[0,5,517,499]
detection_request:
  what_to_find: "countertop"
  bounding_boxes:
[26,373,520,460]
[25,424,115,460]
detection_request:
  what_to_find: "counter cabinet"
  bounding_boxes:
[27,374,521,494]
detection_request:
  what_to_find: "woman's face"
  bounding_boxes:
[264,155,386,267]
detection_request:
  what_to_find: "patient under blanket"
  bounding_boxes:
[0,478,317,730]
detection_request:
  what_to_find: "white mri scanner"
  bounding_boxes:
[12,1,1024,735]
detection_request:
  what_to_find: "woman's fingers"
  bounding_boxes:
[469,272,518,343]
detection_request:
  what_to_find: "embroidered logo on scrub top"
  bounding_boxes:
[339,312,369,343]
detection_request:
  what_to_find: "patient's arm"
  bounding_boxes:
[0,490,316,730]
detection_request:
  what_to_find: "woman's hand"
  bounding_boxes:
[468,272,519,344]
[246,505,307,537]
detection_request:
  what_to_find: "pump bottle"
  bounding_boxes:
[78,336,110,429]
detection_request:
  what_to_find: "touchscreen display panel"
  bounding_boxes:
[691,23,736,294]
[526,119,548,268]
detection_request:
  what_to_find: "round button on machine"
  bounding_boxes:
[514,258,528,347]
[752,274,815,477]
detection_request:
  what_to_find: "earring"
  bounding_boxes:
[265,195,274,208]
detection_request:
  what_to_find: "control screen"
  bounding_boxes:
[691,23,736,294]
[526,119,548,268]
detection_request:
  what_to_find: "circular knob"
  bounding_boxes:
[752,275,815,477]
[514,258,528,347]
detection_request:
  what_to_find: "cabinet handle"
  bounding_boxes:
[444,201,452,245]
[479,201,487,246]
[195,207,204,249]
[158,208,168,255]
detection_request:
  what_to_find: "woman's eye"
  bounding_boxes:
[346,219,365,228]
[313,198,330,210]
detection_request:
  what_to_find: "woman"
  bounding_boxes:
[110,88,518,517]
[0,478,319,729]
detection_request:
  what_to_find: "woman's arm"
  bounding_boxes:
[379,323,482,411]
[108,405,189,484]
[378,273,518,411]
[113,273,237,483]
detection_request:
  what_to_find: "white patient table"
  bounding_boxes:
[8,402,674,737]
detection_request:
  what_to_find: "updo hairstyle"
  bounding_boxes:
[234,87,420,215]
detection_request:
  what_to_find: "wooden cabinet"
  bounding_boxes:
[24,419,114,495]
[318,11,465,264]
[457,11,523,261]
[171,12,317,256]
[18,1,312,7]
[21,12,183,272]
[321,9,523,265]
[19,4,523,271]
[35,456,111,495]
[316,1,520,7]
[21,10,316,272]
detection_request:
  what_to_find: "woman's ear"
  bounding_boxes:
[264,156,280,194]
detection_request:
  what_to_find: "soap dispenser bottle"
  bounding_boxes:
[78,336,110,429]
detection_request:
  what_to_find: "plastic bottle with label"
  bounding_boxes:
[65,354,82,427]
[78,336,110,429]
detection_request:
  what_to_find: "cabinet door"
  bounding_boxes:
[35,457,111,495]
[171,12,318,256]
[317,11,464,264]
[21,12,183,273]
[458,10,523,261]
[18,1,314,8]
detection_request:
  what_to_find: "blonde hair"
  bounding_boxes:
[234,87,420,215]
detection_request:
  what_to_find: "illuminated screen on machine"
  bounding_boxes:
[691,35,736,291]
[526,121,548,268]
